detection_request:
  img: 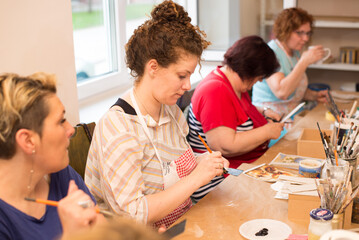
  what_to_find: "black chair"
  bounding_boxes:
[176,89,195,112]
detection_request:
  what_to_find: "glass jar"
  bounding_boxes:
[308,208,333,240]
[332,213,344,229]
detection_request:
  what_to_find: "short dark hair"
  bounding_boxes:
[223,35,279,82]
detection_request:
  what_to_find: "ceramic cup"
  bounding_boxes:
[308,46,331,64]
[299,159,323,178]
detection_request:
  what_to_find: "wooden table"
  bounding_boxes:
[172,97,359,240]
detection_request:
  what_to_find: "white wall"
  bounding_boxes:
[0,0,79,125]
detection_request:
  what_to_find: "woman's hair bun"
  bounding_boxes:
[151,0,191,25]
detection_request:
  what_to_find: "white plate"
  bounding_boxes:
[239,219,292,240]
[320,229,359,240]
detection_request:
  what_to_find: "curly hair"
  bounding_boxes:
[273,8,313,42]
[0,72,56,159]
[223,35,279,82]
[125,0,210,82]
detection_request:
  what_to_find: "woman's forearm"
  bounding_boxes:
[206,126,271,157]
[267,59,309,100]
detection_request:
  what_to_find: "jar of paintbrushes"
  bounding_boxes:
[315,164,359,229]
[317,117,359,189]
[332,118,359,188]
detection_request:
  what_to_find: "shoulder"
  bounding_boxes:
[95,104,141,140]
[51,166,94,201]
[166,104,187,131]
[194,78,231,101]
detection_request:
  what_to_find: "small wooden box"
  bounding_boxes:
[297,128,333,159]
[288,193,353,229]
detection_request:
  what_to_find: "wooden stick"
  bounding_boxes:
[348,100,358,118]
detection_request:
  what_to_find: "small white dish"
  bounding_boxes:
[320,229,359,240]
[239,219,292,240]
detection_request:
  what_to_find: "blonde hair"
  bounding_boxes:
[63,217,166,240]
[0,72,57,159]
[273,8,313,42]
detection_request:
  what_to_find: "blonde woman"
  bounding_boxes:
[0,73,101,239]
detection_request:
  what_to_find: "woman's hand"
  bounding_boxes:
[263,108,283,122]
[304,89,328,103]
[58,180,98,238]
[264,122,284,139]
[301,45,326,66]
[192,151,227,186]
[316,90,328,103]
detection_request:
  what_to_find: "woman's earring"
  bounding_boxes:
[32,149,35,155]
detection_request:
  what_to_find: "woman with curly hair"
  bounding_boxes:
[85,0,228,229]
[252,8,328,115]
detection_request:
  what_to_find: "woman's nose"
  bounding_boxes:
[67,122,75,138]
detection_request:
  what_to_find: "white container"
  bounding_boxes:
[308,208,333,240]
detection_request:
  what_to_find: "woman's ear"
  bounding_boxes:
[146,59,159,77]
[15,129,36,155]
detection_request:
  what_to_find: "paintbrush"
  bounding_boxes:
[339,186,359,214]
[194,130,212,153]
[194,131,243,176]
[348,100,358,118]
[24,197,115,217]
[347,126,359,156]
[334,149,339,166]
[317,122,333,164]
[328,91,341,122]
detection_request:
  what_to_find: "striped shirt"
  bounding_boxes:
[187,104,254,152]
[85,101,193,226]
[187,104,253,202]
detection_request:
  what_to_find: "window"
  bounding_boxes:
[72,0,208,101]
[189,0,240,61]
[72,0,127,100]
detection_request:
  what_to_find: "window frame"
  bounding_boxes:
[77,0,130,101]
[76,0,228,102]
[187,0,226,62]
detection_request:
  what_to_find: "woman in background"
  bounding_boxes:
[85,0,228,229]
[187,36,284,202]
[0,72,101,240]
[252,8,328,115]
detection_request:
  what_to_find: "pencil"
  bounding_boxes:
[24,197,115,217]
[194,131,212,153]
[25,198,59,207]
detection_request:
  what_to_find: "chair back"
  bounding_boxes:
[68,122,96,179]
[176,89,195,111]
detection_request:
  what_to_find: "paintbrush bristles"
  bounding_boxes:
[316,167,355,214]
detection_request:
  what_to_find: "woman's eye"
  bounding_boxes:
[179,75,186,79]
[60,118,66,124]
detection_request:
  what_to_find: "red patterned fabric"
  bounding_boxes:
[153,148,196,228]
[153,198,192,228]
[175,148,197,178]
